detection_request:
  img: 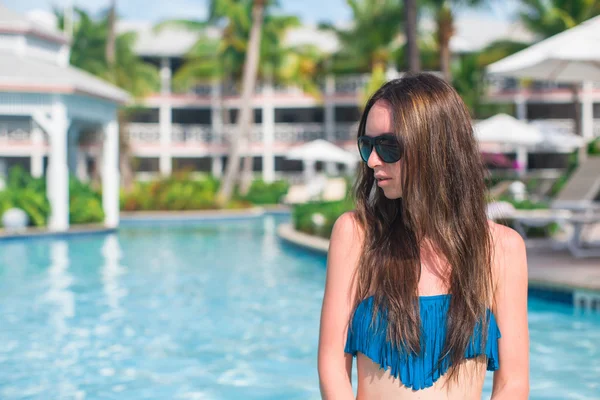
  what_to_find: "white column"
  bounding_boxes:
[67,123,78,173]
[262,80,275,183]
[581,81,594,140]
[211,156,223,177]
[211,79,223,178]
[324,74,337,175]
[102,119,120,228]
[159,57,172,176]
[516,146,528,178]
[47,102,70,232]
[515,93,527,121]
[30,124,45,178]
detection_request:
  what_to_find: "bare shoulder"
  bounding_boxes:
[330,211,364,248]
[487,220,526,256]
[487,220,528,286]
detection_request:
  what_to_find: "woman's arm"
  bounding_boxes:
[490,224,530,400]
[318,212,363,400]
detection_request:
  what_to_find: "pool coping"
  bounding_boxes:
[0,224,116,241]
[0,206,292,240]
[276,223,600,303]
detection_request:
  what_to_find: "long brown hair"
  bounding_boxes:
[351,72,494,380]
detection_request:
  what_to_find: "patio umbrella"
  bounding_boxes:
[475,114,544,175]
[285,139,359,182]
[487,16,600,142]
[474,114,543,146]
[487,15,600,82]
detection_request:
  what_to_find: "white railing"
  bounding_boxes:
[172,124,213,143]
[0,121,32,142]
[125,122,358,144]
[184,74,372,96]
[127,123,161,143]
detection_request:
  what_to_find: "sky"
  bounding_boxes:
[5,0,522,25]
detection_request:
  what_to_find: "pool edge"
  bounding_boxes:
[276,223,600,309]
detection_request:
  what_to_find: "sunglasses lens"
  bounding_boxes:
[377,144,402,163]
[357,138,372,162]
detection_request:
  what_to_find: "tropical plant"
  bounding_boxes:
[155,0,313,198]
[0,167,104,227]
[424,0,489,82]
[240,179,290,204]
[320,0,403,102]
[519,0,600,38]
[451,39,529,117]
[55,5,159,191]
[293,198,354,238]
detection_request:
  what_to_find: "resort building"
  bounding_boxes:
[0,6,598,188]
[0,5,128,231]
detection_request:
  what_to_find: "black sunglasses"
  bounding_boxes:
[357,134,403,163]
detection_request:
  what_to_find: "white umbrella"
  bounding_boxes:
[487,15,600,82]
[474,114,544,146]
[286,139,359,182]
[475,114,545,176]
[286,139,359,164]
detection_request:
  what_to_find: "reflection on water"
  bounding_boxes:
[43,240,74,340]
[101,234,127,317]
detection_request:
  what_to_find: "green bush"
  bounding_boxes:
[588,138,600,156]
[240,179,289,205]
[69,178,104,224]
[293,198,354,238]
[0,167,104,227]
[120,173,253,211]
[0,167,50,227]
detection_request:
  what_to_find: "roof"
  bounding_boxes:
[0,4,69,45]
[0,51,129,103]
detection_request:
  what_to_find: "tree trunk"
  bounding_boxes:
[118,110,135,192]
[106,0,116,67]
[216,0,265,207]
[404,0,420,72]
[239,110,255,196]
[437,4,454,82]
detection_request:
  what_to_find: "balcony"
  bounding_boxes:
[184,74,372,97]
[126,122,357,147]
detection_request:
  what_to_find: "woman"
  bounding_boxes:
[317,73,529,399]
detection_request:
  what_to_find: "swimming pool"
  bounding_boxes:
[0,215,598,399]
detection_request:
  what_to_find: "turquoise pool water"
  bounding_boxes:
[0,215,598,399]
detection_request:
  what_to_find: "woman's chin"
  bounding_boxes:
[381,187,402,200]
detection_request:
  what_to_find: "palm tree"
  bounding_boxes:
[519,0,600,38]
[156,0,314,198]
[404,0,420,72]
[451,39,528,118]
[425,0,487,82]
[55,6,160,190]
[321,0,403,102]
[217,0,265,206]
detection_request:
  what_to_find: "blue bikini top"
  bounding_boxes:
[344,294,501,390]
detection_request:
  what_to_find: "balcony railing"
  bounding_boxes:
[183,74,373,97]
[126,122,358,145]
[0,121,32,142]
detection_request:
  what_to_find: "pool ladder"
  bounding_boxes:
[574,291,600,313]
